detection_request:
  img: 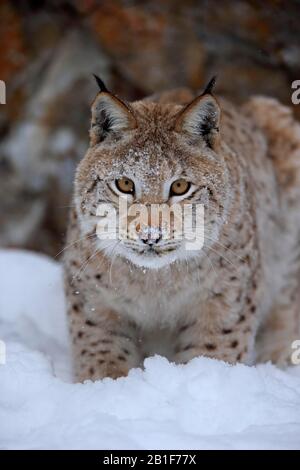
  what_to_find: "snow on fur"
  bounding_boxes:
[0,249,300,450]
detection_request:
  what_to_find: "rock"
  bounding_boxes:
[0,27,110,255]
[0,0,299,256]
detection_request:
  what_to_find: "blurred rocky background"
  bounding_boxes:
[0,0,300,257]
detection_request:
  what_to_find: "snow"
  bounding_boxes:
[0,250,300,450]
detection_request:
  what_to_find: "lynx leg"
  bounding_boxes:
[173,299,259,366]
[256,286,300,366]
[68,304,142,381]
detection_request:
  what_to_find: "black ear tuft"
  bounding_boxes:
[201,76,217,96]
[93,74,109,93]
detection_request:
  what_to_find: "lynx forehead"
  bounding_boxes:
[64,78,300,382]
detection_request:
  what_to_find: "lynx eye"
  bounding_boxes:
[115,177,135,194]
[170,179,191,196]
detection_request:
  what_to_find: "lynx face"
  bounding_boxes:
[74,87,230,269]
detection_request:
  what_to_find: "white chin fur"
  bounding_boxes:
[99,240,201,270]
[122,249,180,269]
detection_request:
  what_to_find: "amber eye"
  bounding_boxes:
[115,177,135,194]
[170,179,191,196]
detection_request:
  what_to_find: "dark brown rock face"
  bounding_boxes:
[0,0,299,257]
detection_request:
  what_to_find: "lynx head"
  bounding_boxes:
[74,76,230,269]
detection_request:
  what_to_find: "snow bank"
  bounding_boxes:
[0,249,300,450]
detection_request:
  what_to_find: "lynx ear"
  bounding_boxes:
[90,76,136,145]
[175,80,220,149]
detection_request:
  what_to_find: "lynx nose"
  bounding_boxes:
[137,225,163,245]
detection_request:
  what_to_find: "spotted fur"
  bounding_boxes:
[64,87,300,381]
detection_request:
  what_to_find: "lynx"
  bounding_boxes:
[64,76,300,381]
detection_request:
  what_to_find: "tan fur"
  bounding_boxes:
[64,87,300,382]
